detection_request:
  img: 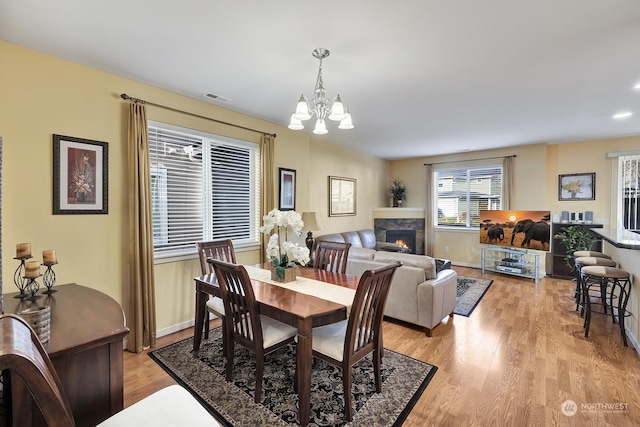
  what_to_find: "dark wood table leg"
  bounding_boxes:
[192,285,207,353]
[296,324,312,427]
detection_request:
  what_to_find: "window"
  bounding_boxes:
[619,154,640,230]
[435,166,502,227]
[148,122,260,258]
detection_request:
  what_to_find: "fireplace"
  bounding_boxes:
[386,230,416,254]
[375,217,424,255]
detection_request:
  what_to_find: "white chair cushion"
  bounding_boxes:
[206,296,225,317]
[97,385,220,426]
[259,315,297,348]
[312,320,347,362]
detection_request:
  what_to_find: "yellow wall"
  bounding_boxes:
[3,40,640,338]
[0,41,387,333]
[389,144,548,265]
[387,137,640,266]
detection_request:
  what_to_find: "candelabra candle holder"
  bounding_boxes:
[13,256,32,298]
[23,276,43,301]
[42,261,58,294]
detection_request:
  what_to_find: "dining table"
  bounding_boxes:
[193,263,359,427]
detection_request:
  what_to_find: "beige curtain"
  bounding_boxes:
[502,156,514,210]
[127,102,156,353]
[260,134,276,262]
[424,164,435,257]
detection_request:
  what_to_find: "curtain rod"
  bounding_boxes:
[424,154,516,166]
[120,93,277,138]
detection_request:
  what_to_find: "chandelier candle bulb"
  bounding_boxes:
[43,249,57,264]
[24,260,41,278]
[16,243,32,258]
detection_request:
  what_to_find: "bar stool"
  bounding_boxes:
[573,256,617,312]
[573,250,611,259]
[580,266,632,346]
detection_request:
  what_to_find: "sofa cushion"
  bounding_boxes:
[315,233,346,245]
[341,231,364,248]
[348,247,377,260]
[373,251,437,280]
[356,229,377,250]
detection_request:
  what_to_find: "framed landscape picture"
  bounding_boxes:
[558,172,595,201]
[329,176,356,216]
[53,134,109,214]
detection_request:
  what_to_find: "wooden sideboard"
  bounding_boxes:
[4,284,129,427]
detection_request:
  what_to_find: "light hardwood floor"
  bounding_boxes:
[123,267,640,426]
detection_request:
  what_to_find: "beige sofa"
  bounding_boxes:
[315,230,458,336]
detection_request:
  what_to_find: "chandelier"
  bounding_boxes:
[288,48,354,134]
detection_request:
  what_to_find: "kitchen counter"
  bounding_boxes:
[592,228,640,250]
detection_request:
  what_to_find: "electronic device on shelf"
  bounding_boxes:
[496,264,526,274]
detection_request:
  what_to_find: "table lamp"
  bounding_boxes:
[301,211,321,252]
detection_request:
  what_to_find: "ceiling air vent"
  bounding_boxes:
[203,92,231,103]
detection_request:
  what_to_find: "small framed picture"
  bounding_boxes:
[53,134,109,214]
[279,168,296,210]
[558,172,595,201]
[329,176,356,216]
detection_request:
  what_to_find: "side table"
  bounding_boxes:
[4,284,129,427]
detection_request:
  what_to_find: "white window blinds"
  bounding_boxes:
[148,124,259,256]
[620,155,640,230]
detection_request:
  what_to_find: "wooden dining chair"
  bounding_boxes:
[208,259,298,403]
[310,261,402,421]
[197,239,236,340]
[313,241,352,274]
[0,314,218,427]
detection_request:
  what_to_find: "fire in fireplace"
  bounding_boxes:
[386,230,416,254]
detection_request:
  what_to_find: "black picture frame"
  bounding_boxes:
[329,176,357,216]
[279,168,296,210]
[558,172,595,201]
[53,134,109,214]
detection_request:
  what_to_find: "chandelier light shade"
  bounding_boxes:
[288,48,354,133]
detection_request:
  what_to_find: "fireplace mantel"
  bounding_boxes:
[372,207,424,219]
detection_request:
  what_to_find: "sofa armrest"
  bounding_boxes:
[376,241,404,251]
[416,269,458,328]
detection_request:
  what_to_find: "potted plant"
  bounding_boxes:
[388,178,407,207]
[555,225,599,270]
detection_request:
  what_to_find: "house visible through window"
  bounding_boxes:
[619,154,640,230]
[148,122,260,257]
[435,166,503,227]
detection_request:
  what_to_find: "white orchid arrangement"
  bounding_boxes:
[260,209,310,278]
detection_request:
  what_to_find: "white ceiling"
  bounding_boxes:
[2,0,640,160]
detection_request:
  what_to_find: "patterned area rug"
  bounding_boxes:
[455,275,494,317]
[149,327,437,427]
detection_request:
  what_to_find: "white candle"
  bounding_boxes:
[17,243,32,258]
[43,249,57,264]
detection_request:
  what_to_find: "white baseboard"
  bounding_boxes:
[625,329,640,359]
[156,313,221,339]
[157,319,195,338]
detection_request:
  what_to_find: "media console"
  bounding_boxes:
[481,246,541,284]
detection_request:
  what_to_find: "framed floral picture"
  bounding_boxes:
[53,134,108,214]
[558,172,595,201]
